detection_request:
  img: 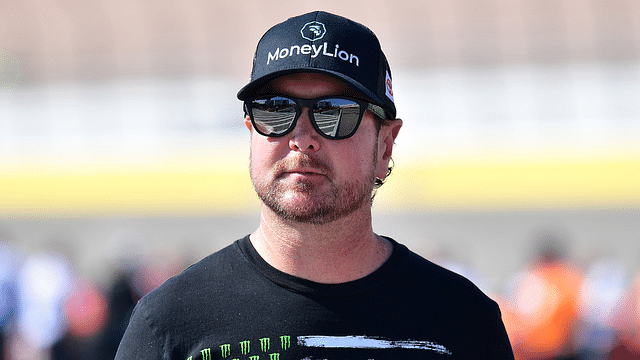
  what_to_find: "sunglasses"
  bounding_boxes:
[244,95,387,140]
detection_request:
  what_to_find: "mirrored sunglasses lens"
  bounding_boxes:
[250,97,297,135]
[312,98,361,138]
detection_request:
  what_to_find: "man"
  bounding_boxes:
[115,11,514,359]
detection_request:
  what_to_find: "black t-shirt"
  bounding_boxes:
[115,236,514,359]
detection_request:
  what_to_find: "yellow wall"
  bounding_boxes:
[3,157,638,217]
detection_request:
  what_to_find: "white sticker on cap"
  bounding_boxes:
[301,21,327,42]
[385,70,394,103]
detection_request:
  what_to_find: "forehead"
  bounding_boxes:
[262,73,362,99]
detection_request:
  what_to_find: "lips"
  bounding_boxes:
[280,169,327,184]
[275,155,332,180]
[285,168,325,176]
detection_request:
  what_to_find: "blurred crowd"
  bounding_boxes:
[495,235,640,360]
[0,237,187,360]
[0,232,639,360]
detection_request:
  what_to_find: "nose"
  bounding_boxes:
[289,107,321,152]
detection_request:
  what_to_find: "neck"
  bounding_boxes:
[250,205,392,284]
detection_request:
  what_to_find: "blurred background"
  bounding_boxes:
[1,0,639,359]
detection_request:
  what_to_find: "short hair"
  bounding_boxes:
[372,114,395,192]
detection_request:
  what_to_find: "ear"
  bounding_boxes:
[376,119,403,180]
[244,115,253,132]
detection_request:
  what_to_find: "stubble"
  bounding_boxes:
[250,149,378,225]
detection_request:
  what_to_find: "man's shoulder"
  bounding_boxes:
[134,238,247,319]
[395,242,499,313]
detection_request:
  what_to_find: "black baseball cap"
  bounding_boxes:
[237,11,396,119]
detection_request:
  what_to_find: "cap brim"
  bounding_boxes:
[237,68,389,117]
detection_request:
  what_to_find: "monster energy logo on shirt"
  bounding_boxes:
[220,344,231,358]
[260,338,270,352]
[240,340,251,355]
[188,334,450,359]
[201,348,211,360]
[280,335,291,350]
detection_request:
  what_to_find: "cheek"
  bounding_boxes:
[250,134,284,171]
[249,136,270,172]
[333,136,378,175]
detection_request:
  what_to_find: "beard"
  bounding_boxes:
[250,150,378,225]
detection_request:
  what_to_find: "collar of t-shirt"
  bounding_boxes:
[236,235,406,297]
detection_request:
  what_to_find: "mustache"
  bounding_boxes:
[274,154,333,178]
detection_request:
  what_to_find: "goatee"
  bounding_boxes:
[251,153,376,225]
